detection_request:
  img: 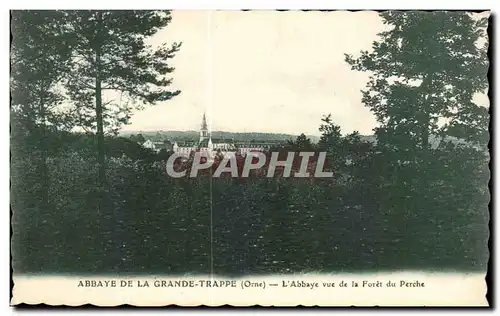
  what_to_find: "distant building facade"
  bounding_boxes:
[172,113,280,159]
[140,113,286,159]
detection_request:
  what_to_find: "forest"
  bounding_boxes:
[10,11,490,275]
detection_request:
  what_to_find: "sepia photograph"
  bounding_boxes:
[9,9,491,306]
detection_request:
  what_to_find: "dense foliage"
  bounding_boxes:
[11,120,489,275]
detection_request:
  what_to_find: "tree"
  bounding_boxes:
[11,10,73,209]
[316,115,375,187]
[11,10,73,135]
[136,133,146,144]
[345,11,489,152]
[316,115,344,176]
[287,133,314,151]
[64,10,181,187]
[344,10,489,210]
[317,114,342,151]
[129,133,146,144]
[344,12,490,266]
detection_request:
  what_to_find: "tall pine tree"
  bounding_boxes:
[345,12,490,268]
[344,11,489,214]
[64,10,181,187]
[345,11,489,152]
[11,10,73,137]
[11,10,73,210]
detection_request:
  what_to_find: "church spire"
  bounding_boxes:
[201,112,208,131]
[200,112,209,143]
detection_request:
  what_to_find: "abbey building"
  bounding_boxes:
[142,113,281,158]
[173,113,239,158]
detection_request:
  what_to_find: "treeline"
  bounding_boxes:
[11,11,490,275]
[122,130,321,144]
[11,117,489,274]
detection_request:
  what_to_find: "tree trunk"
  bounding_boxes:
[38,90,50,212]
[95,64,105,187]
[421,111,430,150]
[421,74,432,151]
[39,108,49,211]
[419,74,433,208]
[95,13,106,189]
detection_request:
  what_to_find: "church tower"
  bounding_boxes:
[200,112,209,143]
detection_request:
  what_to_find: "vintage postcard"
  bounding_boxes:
[10,10,490,306]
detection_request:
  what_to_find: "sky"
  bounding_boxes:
[120,11,489,137]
